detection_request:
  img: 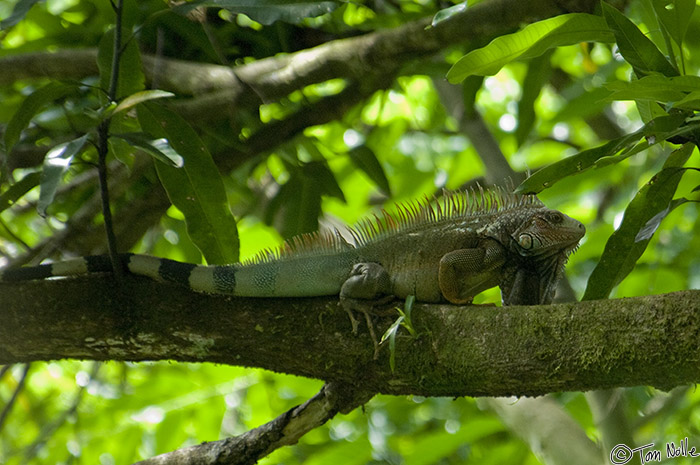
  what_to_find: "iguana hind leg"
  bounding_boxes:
[438,241,506,304]
[339,262,393,359]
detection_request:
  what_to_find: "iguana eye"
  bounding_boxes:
[545,212,563,224]
[518,233,533,249]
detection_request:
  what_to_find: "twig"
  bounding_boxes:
[0,363,31,433]
[95,0,124,277]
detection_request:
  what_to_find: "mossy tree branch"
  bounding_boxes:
[1,276,697,397]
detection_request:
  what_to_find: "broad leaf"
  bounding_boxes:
[605,75,700,103]
[652,0,695,47]
[582,143,693,301]
[112,132,184,167]
[516,113,692,193]
[137,103,239,264]
[266,169,322,238]
[446,13,614,82]
[348,145,392,196]
[602,2,678,77]
[173,0,338,25]
[4,82,79,153]
[37,134,90,216]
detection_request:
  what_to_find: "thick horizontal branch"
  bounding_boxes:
[1,275,697,397]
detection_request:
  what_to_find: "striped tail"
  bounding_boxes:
[1,253,356,297]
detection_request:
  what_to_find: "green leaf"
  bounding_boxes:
[652,0,695,47]
[267,170,322,238]
[582,143,693,301]
[0,0,41,30]
[112,132,184,167]
[673,91,700,110]
[635,197,690,241]
[174,0,338,25]
[432,1,467,27]
[601,2,678,77]
[112,90,175,116]
[516,51,553,146]
[446,13,614,82]
[348,145,392,196]
[0,171,41,214]
[98,26,145,101]
[37,134,90,216]
[4,82,79,153]
[381,316,403,374]
[304,161,345,201]
[137,103,239,264]
[515,113,691,193]
[604,75,700,103]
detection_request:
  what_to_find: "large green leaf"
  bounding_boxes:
[652,0,695,47]
[37,134,90,216]
[137,103,239,264]
[516,113,693,193]
[582,143,693,301]
[173,0,338,25]
[601,2,678,77]
[446,13,614,82]
[4,81,79,153]
[605,75,700,103]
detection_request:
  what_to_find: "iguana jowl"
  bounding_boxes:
[0,189,585,306]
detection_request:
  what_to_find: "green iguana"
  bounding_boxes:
[0,188,584,306]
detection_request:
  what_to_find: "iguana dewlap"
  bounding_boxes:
[0,189,585,306]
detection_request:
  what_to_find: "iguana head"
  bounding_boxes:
[511,208,585,259]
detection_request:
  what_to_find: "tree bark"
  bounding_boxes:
[1,275,697,397]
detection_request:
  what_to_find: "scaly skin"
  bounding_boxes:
[0,189,585,306]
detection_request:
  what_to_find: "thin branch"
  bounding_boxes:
[0,363,30,433]
[134,382,374,465]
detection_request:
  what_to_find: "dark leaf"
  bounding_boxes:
[0,0,41,30]
[112,132,184,167]
[137,103,239,264]
[583,143,693,301]
[601,2,678,77]
[0,172,41,214]
[348,145,392,196]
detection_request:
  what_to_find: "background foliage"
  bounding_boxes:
[1,0,699,464]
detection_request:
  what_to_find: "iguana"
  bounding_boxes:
[0,188,584,307]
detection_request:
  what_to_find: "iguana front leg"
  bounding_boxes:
[339,262,392,358]
[438,239,506,304]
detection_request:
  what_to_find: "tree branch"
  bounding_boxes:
[1,275,698,397]
[134,381,373,465]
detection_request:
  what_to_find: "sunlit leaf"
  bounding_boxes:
[605,75,700,103]
[432,1,467,27]
[112,90,175,116]
[37,134,90,216]
[583,143,693,301]
[601,2,678,77]
[173,0,338,25]
[447,13,613,82]
[4,82,79,153]
[137,103,239,264]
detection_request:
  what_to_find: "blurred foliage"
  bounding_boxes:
[1,0,699,464]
